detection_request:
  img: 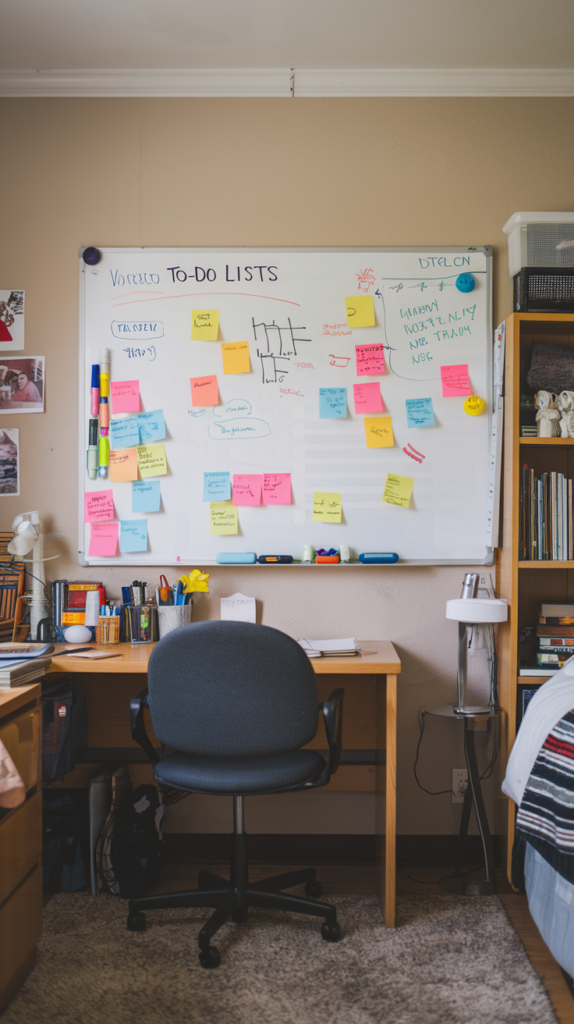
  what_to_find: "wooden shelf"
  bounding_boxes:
[518,561,574,568]
[520,437,574,446]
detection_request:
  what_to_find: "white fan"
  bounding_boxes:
[7,511,57,639]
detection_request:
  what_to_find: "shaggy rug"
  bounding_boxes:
[4,893,557,1024]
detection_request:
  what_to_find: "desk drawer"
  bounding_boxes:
[0,705,41,792]
[0,864,42,1009]
[0,790,42,906]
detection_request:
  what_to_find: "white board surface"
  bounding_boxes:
[79,247,493,566]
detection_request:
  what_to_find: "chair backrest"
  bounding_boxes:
[147,621,318,758]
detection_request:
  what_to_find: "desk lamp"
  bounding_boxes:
[7,511,54,639]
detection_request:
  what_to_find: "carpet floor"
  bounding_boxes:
[4,893,557,1024]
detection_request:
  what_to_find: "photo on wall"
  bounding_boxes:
[0,357,44,413]
[0,428,19,495]
[0,291,25,351]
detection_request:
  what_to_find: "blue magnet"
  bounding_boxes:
[456,273,475,293]
[82,247,102,266]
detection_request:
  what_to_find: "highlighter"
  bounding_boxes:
[98,435,110,478]
[99,396,109,430]
[87,419,98,480]
[90,365,100,417]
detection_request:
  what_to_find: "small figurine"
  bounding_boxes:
[558,390,574,438]
[535,390,561,437]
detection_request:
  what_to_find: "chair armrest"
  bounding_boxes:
[129,690,160,767]
[310,688,344,789]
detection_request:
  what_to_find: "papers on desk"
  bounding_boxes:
[298,637,360,658]
[66,651,122,660]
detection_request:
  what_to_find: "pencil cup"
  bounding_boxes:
[96,616,120,644]
[157,603,192,639]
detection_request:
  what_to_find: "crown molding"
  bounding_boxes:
[0,67,573,98]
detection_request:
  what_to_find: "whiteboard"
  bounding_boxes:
[79,247,493,566]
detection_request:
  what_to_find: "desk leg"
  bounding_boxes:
[376,673,397,928]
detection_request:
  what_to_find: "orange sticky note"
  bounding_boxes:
[191,375,219,407]
[110,447,139,482]
[222,342,250,374]
[364,416,394,448]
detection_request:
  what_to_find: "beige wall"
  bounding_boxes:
[2,97,574,834]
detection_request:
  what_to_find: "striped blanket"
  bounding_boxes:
[513,710,574,888]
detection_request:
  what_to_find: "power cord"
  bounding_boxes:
[413,707,498,796]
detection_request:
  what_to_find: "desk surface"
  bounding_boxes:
[48,640,401,676]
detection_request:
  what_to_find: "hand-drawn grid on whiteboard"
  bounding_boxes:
[79,247,493,566]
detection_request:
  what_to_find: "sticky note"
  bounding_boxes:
[191,374,219,406]
[353,382,383,414]
[110,416,140,449]
[262,473,291,505]
[221,593,256,623]
[137,444,168,478]
[464,396,486,416]
[191,310,219,341]
[364,416,394,448]
[203,471,231,502]
[88,522,118,557]
[138,409,166,444]
[232,474,262,506]
[345,295,375,327]
[406,398,435,427]
[110,380,140,414]
[110,447,139,482]
[132,480,161,513]
[120,519,148,553]
[440,364,472,397]
[312,492,342,523]
[84,489,114,523]
[210,500,238,535]
[319,388,347,418]
[382,473,414,509]
[222,342,250,374]
[355,343,385,376]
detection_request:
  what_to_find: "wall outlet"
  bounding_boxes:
[452,768,468,803]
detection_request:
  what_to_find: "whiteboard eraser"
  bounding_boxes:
[216,552,257,564]
[359,552,399,564]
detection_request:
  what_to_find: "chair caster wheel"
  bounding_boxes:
[199,945,221,969]
[232,906,248,923]
[127,911,146,932]
[305,880,323,899]
[321,921,342,942]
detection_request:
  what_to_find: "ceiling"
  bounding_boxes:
[1,0,574,96]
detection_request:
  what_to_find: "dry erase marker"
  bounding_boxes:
[87,419,98,480]
[90,364,100,417]
[100,347,111,399]
[99,396,109,430]
[98,435,110,478]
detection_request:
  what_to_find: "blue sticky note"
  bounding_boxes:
[132,480,161,513]
[319,388,347,418]
[138,409,166,444]
[406,397,435,428]
[110,416,140,449]
[120,519,148,553]
[203,471,231,501]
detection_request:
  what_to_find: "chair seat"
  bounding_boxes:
[154,748,326,795]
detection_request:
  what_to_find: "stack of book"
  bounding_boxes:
[519,466,574,560]
[0,642,53,688]
[536,603,574,671]
[51,580,104,630]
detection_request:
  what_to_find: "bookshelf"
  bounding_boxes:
[499,312,574,881]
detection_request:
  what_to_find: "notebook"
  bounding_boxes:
[298,637,359,657]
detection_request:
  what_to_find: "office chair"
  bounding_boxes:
[127,620,344,968]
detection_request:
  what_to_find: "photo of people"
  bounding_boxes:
[0,357,44,413]
[0,290,25,350]
[0,428,19,495]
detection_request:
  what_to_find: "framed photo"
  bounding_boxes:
[0,357,44,414]
[0,428,19,495]
[0,291,24,351]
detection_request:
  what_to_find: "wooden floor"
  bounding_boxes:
[158,860,574,1023]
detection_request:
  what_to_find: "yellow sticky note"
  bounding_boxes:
[191,309,219,341]
[222,341,251,374]
[345,295,375,328]
[137,444,168,478]
[364,416,394,448]
[210,500,238,535]
[312,492,342,523]
[382,473,414,509]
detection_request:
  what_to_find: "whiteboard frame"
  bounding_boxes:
[78,246,494,568]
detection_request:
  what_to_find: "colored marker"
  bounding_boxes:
[87,419,98,480]
[90,365,100,417]
[100,348,111,399]
[98,435,110,478]
[99,396,109,431]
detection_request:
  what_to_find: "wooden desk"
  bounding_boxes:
[49,639,401,926]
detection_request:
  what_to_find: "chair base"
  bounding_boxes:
[127,825,341,967]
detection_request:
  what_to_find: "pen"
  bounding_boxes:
[91,365,100,417]
[87,419,98,480]
[98,434,109,478]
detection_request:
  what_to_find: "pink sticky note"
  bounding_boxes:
[262,473,291,505]
[89,522,119,557]
[232,474,262,506]
[84,489,114,523]
[353,382,383,414]
[110,380,140,414]
[355,343,385,376]
[440,364,472,397]
[191,374,219,407]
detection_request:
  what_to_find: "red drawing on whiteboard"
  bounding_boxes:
[329,354,351,368]
[356,269,376,292]
[403,443,426,464]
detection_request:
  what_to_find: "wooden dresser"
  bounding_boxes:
[0,683,42,1011]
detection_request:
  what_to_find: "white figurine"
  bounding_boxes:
[535,390,561,438]
[558,390,574,437]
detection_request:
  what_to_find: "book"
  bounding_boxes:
[0,642,53,659]
[537,625,574,637]
[0,657,51,687]
[298,637,359,657]
[519,667,561,676]
[537,652,570,665]
[539,617,574,625]
[540,603,574,618]
[539,638,574,647]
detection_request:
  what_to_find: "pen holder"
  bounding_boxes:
[96,616,120,644]
[157,603,192,639]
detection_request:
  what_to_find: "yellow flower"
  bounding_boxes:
[179,570,209,594]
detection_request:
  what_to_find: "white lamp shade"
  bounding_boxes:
[446,598,508,623]
[7,521,38,556]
